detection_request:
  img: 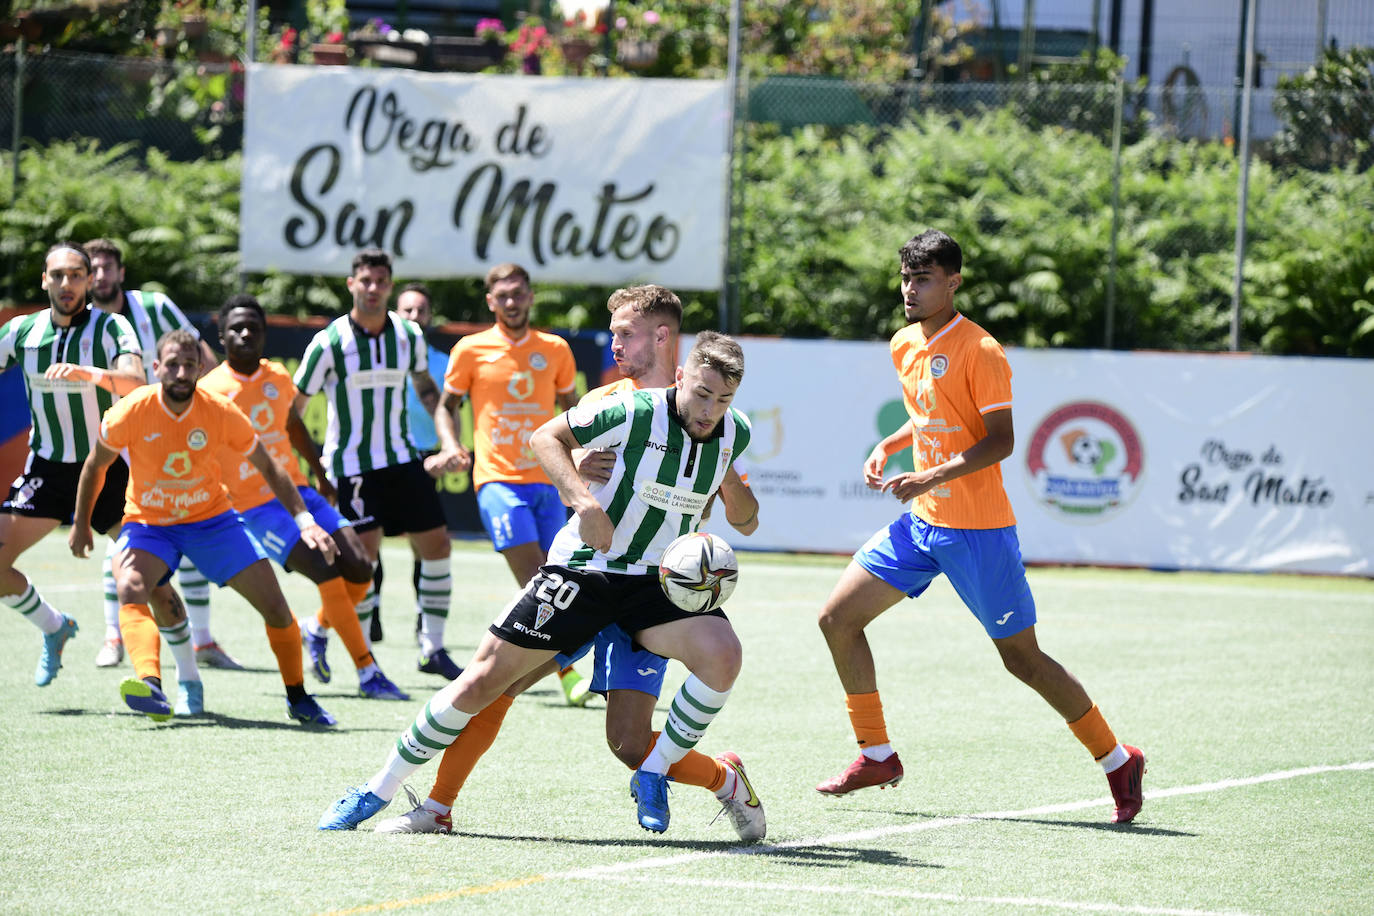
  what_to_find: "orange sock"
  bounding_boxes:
[119,603,161,681]
[429,694,514,808]
[633,729,727,791]
[317,578,374,669]
[846,691,890,748]
[1067,703,1119,760]
[264,617,304,686]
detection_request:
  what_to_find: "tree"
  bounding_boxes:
[1272,46,1374,172]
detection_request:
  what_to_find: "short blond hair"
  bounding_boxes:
[606,284,682,330]
[484,263,530,290]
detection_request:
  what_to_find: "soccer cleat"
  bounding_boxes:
[374,787,453,835]
[303,627,331,683]
[287,694,338,727]
[173,679,205,716]
[714,752,766,842]
[94,637,124,668]
[1107,745,1147,823]
[358,669,410,701]
[195,641,245,671]
[559,667,593,707]
[35,615,78,687]
[418,648,463,680]
[318,786,388,830]
[120,676,173,722]
[815,752,905,796]
[630,769,671,833]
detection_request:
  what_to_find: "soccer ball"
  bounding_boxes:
[657,532,738,613]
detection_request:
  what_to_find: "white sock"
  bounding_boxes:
[303,615,325,638]
[102,540,121,640]
[177,558,213,646]
[417,557,451,654]
[364,691,473,801]
[356,566,379,651]
[862,743,895,762]
[713,764,740,801]
[423,798,452,816]
[4,581,63,633]
[1098,744,1130,774]
[641,674,732,775]
[158,619,201,683]
[358,662,379,680]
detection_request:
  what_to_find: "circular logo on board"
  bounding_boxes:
[930,354,949,378]
[1025,401,1143,522]
[187,429,209,450]
[529,353,548,371]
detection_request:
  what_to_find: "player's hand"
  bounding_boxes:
[69,524,94,559]
[424,447,471,478]
[315,476,338,506]
[864,446,889,489]
[300,525,338,564]
[881,471,935,503]
[45,363,95,384]
[575,505,614,553]
[574,448,615,486]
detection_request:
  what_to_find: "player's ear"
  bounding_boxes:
[948,273,962,292]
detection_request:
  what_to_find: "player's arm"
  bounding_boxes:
[196,339,218,377]
[865,422,915,489]
[718,465,759,536]
[69,440,120,558]
[426,389,473,478]
[883,408,1014,502]
[285,404,332,494]
[410,369,440,417]
[531,415,613,552]
[555,389,578,412]
[44,351,146,396]
[245,440,338,563]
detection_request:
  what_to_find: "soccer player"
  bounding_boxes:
[69,329,339,725]
[0,242,146,686]
[200,294,408,701]
[85,237,238,670]
[426,262,590,705]
[814,230,1147,823]
[319,332,759,838]
[373,286,765,841]
[294,249,460,679]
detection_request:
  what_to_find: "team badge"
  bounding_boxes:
[162,451,192,478]
[529,353,548,371]
[249,403,274,432]
[263,382,279,400]
[507,371,535,400]
[534,603,555,629]
[930,354,949,378]
[568,404,597,428]
[187,428,208,450]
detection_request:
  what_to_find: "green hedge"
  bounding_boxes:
[4,121,1372,356]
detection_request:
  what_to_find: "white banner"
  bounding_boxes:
[241,66,729,288]
[699,336,1374,576]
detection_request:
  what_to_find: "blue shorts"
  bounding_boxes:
[589,623,669,697]
[476,482,568,553]
[116,510,267,587]
[238,486,350,570]
[854,513,1037,639]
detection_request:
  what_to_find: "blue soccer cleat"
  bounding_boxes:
[287,694,337,727]
[120,677,173,722]
[358,669,409,701]
[174,679,205,716]
[318,787,388,830]
[630,769,671,833]
[35,615,78,687]
[303,626,331,683]
[417,648,462,680]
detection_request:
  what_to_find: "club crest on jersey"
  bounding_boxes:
[187,429,208,450]
[568,404,596,428]
[930,354,949,378]
[507,371,534,400]
[534,602,555,629]
[262,382,279,400]
[249,403,273,432]
[529,353,548,371]
[162,451,192,477]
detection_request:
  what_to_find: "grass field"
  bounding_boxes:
[1,533,1371,915]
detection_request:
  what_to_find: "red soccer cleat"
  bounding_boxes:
[816,752,904,796]
[1107,745,1147,823]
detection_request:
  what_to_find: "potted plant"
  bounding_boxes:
[507,16,552,75]
[557,8,605,76]
[309,31,349,65]
[431,19,508,72]
[614,8,664,71]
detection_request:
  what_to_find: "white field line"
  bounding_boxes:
[599,876,1247,916]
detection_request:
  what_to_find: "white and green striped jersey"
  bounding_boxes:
[112,289,200,383]
[293,313,428,478]
[0,307,138,462]
[547,387,751,574]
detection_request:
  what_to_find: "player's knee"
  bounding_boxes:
[999,647,1040,685]
[692,629,741,688]
[337,552,373,583]
[605,723,650,769]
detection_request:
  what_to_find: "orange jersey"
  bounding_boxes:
[199,359,307,512]
[890,313,1016,529]
[444,326,577,490]
[99,384,257,525]
[580,376,639,404]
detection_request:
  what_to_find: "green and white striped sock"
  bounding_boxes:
[356,568,379,651]
[365,692,473,801]
[417,557,451,655]
[177,558,212,646]
[641,674,732,775]
[4,581,63,633]
[102,540,121,640]
[158,619,201,683]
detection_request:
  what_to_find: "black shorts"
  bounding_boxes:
[490,566,727,655]
[334,460,447,536]
[2,453,129,535]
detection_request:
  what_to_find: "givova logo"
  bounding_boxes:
[1025,401,1143,521]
